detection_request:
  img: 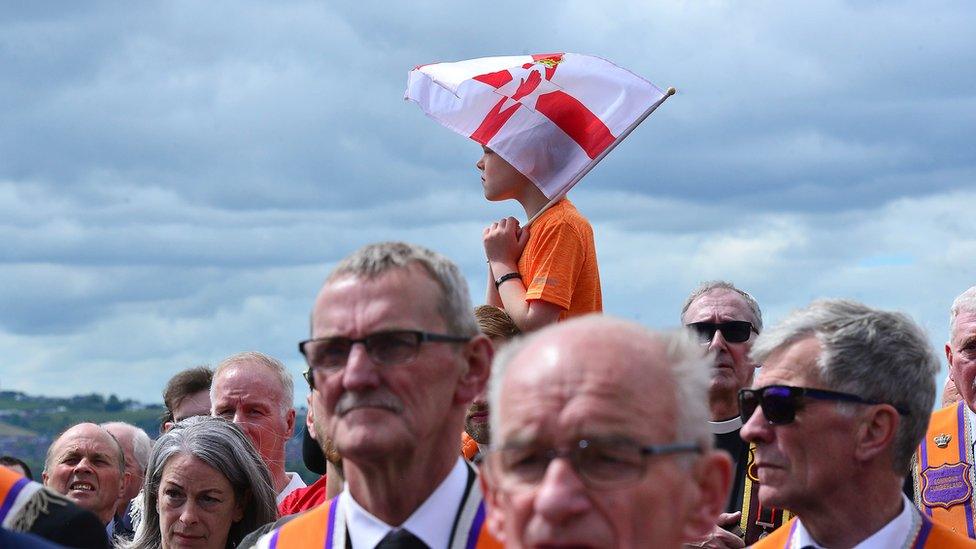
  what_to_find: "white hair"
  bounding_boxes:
[324,241,479,337]
[750,299,938,473]
[950,285,976,337]
[680,280,763,332]
[100,421,153,473]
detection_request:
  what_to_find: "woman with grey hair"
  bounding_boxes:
[121,416,277,549]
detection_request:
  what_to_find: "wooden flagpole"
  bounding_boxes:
[524,86,677,228]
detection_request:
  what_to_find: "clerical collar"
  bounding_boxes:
[710,416,743,434]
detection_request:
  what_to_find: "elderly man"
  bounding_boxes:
[915,285,976,537]
[100,422,151,538]
[211,351,305,502]
[42,423,128,535]
[481,315,731,548]
[680,280,783,545]
[1,463,109,548]
[256,241,496,548]
[743,299,973,547]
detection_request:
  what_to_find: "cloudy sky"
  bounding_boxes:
[2,1,973,405]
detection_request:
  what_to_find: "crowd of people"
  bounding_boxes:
[2,150,975,548]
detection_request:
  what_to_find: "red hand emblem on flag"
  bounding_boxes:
[470,55,616,159]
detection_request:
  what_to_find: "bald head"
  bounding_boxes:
[490,315,711,446]
[42,423,128,525]
[483,315,729,549]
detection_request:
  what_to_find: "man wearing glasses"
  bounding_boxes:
[257,242,498,548]
[481,315,732,548]
[681,280,778,545]
[743,299,974,547]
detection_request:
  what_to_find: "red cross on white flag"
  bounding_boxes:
[405,53,673,206]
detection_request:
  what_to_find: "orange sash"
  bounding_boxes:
[751,513,976,548]
[264,464,501,549]
[914,402,976,539]
[0,466,31,526]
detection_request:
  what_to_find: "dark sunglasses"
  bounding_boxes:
[686,320,758,344]
[739,384,910,425]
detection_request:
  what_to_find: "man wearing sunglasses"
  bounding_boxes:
[681,280,775,546]
[914,285,976,538]
[257,242,498,548]
[481,315,732,548]
[743,299,973,547]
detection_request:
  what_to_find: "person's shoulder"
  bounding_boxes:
[532,199,592,239]
[24,488,110,549]
[925,518,976,547]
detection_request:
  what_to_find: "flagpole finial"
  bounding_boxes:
[666,87,676,96]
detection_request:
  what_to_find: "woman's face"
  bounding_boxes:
[158,453,245,549]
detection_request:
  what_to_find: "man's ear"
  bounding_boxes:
[946,342,954,374]
[285,407,297,439]
[119,471,131,499]
[683,450,733,541]
[162,421,174,433]
[41,471,49,486]
[854,406,899,463]
[479,465,507,544]
[456,335,493,405]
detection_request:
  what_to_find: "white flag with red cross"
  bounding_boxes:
[405,52,673,207]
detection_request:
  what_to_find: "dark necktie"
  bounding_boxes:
[375,529,430,549]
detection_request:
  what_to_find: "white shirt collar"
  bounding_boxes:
[792,494,915,548]
[340,458,469,549]
[710,416,743,434]
[275,471,308,504]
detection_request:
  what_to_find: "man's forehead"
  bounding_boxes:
[313,266,444,334]
[686,289,755,321]
[755,336,823,387]
[55,429,116,457]
[501,334,671,433]
[952,310,976,343]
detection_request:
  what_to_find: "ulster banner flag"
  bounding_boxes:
[405,53,672,203]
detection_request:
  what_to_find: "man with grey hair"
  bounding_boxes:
[481,315,732,548]
[680,280,775,546]
[211,351,305,502]
[743,299,973,547]
[257,241,497,548]
[914,285,976,537]
[100,422,151,538]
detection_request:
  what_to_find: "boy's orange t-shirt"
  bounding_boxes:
[518,199,602,320]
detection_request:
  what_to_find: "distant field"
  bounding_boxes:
[0,421,34,436]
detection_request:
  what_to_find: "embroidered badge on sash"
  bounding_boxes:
[935,433,952,448]
[922,462,973,509]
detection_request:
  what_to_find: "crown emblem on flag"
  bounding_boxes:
[934,433,952,448]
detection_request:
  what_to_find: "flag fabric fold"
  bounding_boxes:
[405,53,669,200]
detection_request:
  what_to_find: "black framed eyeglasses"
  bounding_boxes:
[299,330,471,388]
[488,437,701,491]
[686,320,758,344]
[739,384,911,425]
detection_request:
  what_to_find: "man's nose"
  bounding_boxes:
[708,328,728,351]
[342,343,381,391]
[533,458,591,523]
[73,457,95,474]
[740,402,773,444]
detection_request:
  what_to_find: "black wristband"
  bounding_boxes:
[494,272,522,289]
